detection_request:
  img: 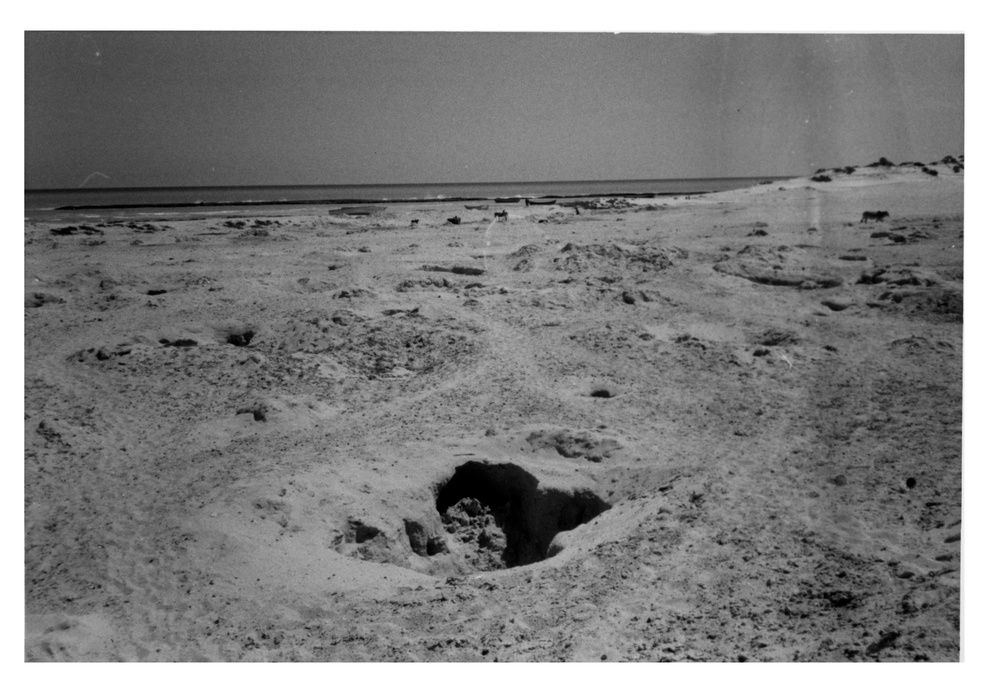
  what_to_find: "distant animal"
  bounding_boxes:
[861,210,890,223]
[410,219,419,227]
[494,210,508,221]
[446,216,461,225]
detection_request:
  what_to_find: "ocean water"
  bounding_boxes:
[25,177,786,224]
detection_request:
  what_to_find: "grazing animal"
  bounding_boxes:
[860,210,890,223]
[494,210,508,221]
[446,216,461,225]
[410,219,419,227]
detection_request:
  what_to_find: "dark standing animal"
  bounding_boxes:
[494,210,508,221]
[860,210,890,223]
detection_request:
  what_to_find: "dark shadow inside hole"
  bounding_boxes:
[435,461,610,568]
[227,330,255,347]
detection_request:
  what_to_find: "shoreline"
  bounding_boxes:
[51,189,710,212]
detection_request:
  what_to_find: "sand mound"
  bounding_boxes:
[869,287,963,322]
[713,245,843,288]
[858,265,942,287]
[258,309,482,378]
[525,428,622,462]
[553,242,686,273]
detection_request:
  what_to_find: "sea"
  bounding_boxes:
[25,177,788,225]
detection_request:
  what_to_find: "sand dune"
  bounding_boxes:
[24,164,963,661]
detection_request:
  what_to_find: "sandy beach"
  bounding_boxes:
[24,162,963,662]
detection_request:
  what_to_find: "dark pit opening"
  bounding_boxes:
[349,519,382,543]
[435,461,610,570]
[227,330,255,347]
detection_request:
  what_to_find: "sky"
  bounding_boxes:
[24,32,964,189]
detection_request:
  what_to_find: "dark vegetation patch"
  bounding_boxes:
[420,264,485,276]
[857,267,941,287]
[50,225,103,236]
[870,288,963,323]
[869,157,896,168]
[25,292,65,308]
[755,328,799,347]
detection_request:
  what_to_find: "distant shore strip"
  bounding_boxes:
[54,190,710,211]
